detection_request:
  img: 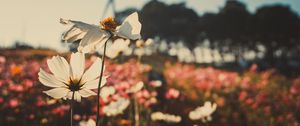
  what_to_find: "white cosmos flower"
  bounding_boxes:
[127,81,144,93]
[134,48,145,57]
[60,12,141,53]
[134,39,155,57]
[136,39,153,48]
[177,46,195,63]
[100,86,116,102]
[135,39,154,56]
[103,97,130,117]
[105,39,130,59]
[38,52,107,102]
[123,46,133,56]
[79,118,96,126]
[188,101,217,123]
[115,12,141,40]
[151,112,181,123]
[158,40,168,53]
[100,86,116,98]
[168,48,177,56]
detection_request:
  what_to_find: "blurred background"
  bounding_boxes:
[1,0,300,126]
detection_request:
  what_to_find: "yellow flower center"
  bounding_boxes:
[100,17,118,31]
[68,79,83,91]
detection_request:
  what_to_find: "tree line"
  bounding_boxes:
[117,0,300,66]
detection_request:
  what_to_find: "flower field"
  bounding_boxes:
[0,49,300,126]
[1,2,300,125]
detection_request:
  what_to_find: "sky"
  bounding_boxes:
[0,0,299,51]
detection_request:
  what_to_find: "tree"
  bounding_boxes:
[253,5,300,64]
[199,1,252,63]
[139,0,199,47]
[140,0,169,38]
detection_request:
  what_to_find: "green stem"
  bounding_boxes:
[96,39,109,126]
[130,99,135,126]
[134,99,140,126]
[70,91,75,126]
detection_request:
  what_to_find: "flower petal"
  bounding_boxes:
[74,92,82,102]
[106,39,130,59]
[47,56,70,83]
[38,68,67,88]
[60,19,97,43]
[79,89,96,97]
[43,87,69,99]
[70,52,85,80]
[62,26,87,42]
[100,86,116,98]
[65,91,73,100]
[83,76,107,90]
[116,12,141,40]
[211,103,217,112]
[81,57,103,83]
[78,28,110,53]
[127,81,144,93]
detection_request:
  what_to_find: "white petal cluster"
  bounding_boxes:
[38,53,107,102]
[158,40,168,52]
[127,81,144,93]
[103,97,130,117]
[123,47,134,56]
[100,86,116,101]
[134,48,145,57]
[79,118,96,126]
[189,101,217,123]
[167,42,195,63]
[133,39,154,57]
[104,39,130,59]
[115,12,141,40]
[60,19,110,53]
[151,112,181,123]
[61,12,141,53]
[177,47,195,63]
[130,38,244,64]
[151,80,162,87]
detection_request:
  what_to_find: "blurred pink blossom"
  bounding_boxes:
[165,88,180,99]
[9,99,19,108]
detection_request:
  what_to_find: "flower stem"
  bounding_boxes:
[96,39,109,126]
[70,91,75,126]
[134,99,140,126]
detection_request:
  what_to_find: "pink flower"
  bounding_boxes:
[23,79,33,88]
[135,91,143,98]
[9,99,19,108]
[0,97,4,104]
[0,56,6,64]
[73,114,81,121]
[36,96,45,107]
[52,105,70,117]
[142,90,150,98]
[10,85,24,92]
[239,91,248,101]
[264,106,271,115]
[249,64,257,72]
[149,80,162,87]
[151,91,157,97]
[138,98,146,104]
[245,98,254,105]
[0,80,3,87]
[29,114,35,119]
[165,88,180,99]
